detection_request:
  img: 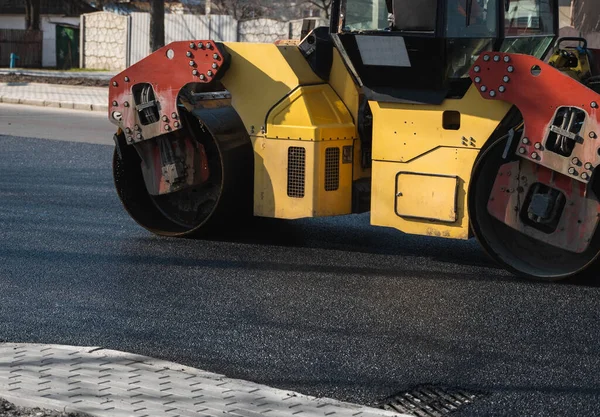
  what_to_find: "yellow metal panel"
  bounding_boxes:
[370,86,512,163]
[253,138,353,218]
[220,42,323,135]
[371,148,480,239]
[267,84,355,141]
[395,173,458,223]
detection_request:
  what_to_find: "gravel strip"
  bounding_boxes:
[0,74,109,87]
[0,398,94,417]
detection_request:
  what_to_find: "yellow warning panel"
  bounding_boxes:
[395,173,458,223]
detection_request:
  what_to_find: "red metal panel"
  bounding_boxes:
[468,52,600,184]
[108,40,225,144]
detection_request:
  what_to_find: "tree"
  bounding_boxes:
[303,0,332,19]
[209,0,266,20]
[150,0,165,52]
[25,0,40,31]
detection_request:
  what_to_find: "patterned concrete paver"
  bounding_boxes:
[0,82,108,112]
[0,344,408,417]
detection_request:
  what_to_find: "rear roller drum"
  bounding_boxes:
[112,106,253,237]
[469,135,600,281]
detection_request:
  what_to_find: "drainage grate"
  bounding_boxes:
[380,385,485,417]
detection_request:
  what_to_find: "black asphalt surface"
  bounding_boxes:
[1,134,600,417]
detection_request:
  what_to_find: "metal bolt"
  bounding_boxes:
[503,76,510,82]
[213,53,219,59]
[134,124,140,131]
[197,42,204,48]
[186,51,192,57]
[480,85,487,92]
[212,63,218,69]
[124,101,129,107]
[582,172,590,180]
[569,167,576,175]
[112,81,118,86]
[125,127,132,134]
[127,136,133,143]
[585,162,593,170]
[494,55,500,62]
[174,121,180,128]
[592,102,598,108]
[572,157,580,165]
[519,147,526,154]
[499,86,506,93]
[207,43,213,49]
[534,142,542,150]
[162,115,168,122]
[504,56,510,62]
[531,152,539,159]
[474,76,481,83]
[171,112,178,119]
[199,74,205,80]
[590,132,597,139]
[490,90,496,97]
[189,60,195,66]
[136,133,142,139]
[112,100,118,106]
[124,76,129,82]
[207,70,213,76]
[192,69,198,75]
[483,55,490,61]
[164,124,171,131]
[189,42,195,48]
[474,66,480,73]
[507,66,514,72]
[522,137,529,144]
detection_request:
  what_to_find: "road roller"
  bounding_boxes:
[108,0,600,281]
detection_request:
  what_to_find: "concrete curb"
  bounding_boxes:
[0,343,407,417]
[0,95,107,112]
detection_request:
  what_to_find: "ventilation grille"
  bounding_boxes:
[287,147,305,198]
[325,147,340,191]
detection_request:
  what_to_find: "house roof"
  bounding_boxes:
[0,0,98,16]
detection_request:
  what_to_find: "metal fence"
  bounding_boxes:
[0,29,43,68]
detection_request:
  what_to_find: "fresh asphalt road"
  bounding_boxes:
[1,105,600,417]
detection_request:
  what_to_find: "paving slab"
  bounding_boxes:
[0,82,108,112]
[0,344,408,417]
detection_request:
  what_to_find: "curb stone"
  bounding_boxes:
[0,95,107,113]
[0,343,409,417]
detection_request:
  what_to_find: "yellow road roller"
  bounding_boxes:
[108,0,600,281]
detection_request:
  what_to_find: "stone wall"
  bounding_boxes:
[238,18,327,43]
[81,12,128,71]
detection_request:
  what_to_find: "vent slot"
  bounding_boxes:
[325,147,340,191]
[287,147,305,198]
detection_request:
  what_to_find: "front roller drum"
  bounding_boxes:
[468,135,600,281]
[112,106,253,237]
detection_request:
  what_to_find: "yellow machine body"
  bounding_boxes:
[218,42,511,239]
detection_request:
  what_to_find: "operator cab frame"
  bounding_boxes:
[320,0,559,103]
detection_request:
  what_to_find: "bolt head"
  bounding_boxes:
[494,55,500,62]
[189,42,195,48]
[569,167,576,175]
[186,51,192,57]
[192,69,198,75]
[480,85,487,92]
[136,133,142,139]
[124,101,129,107]
[572,157,580,165]
[207,43,213,49]
[531,152,539,159]
[212,63,218,69]
[124,76,130,82]
[507,66,514,72]
[174,121,180,128]
[171,112,178,119]
[164,124,171,131]
[207,70,213,76]
[213,53,219,59]
[474,76,481,83]
[490,90,496,97]
[504,56,510,62]
[125,127,132,134]
[522,138,529,144]
[519,147,526,154]
[474,66,481,73]
[592,102,598,108]
[197,42,204,48]
[534,142,542,150]
[503,76,510,82]
[162,115,168,122]
[112,81,118,86]
[199,74,206,80]
[499,86,506,93]
[585,162,593,170]
[582,172,590,180]
[483,55,490,61]
[112,101,118,106]
[189,60,195,66]
[134,124,140,131]
[590,132,597,139]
